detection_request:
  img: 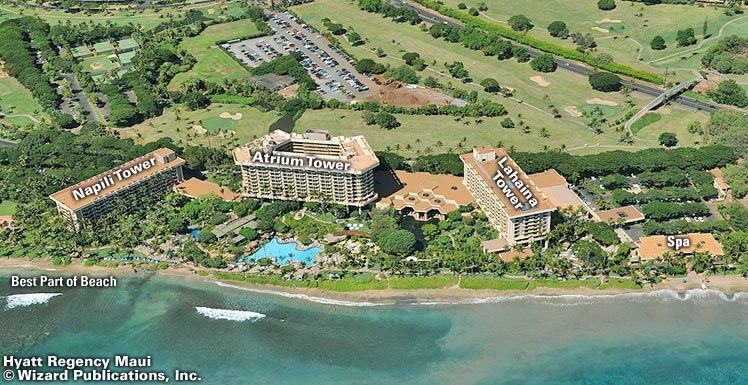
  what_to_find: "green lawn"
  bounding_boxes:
[633,106,708,146]
[389,275,458,289]
[80,56,119,73]
[0,77,43,124]
[169,19,262,88]
[459,275,530,290]
[293,0,672,147]
[0,1,246,31]
[0,200,16,215]
[125,104,280,149]
[440,0,738,76]
[313,273,388,291]
[295,109,625,157]
[630,112,662,135]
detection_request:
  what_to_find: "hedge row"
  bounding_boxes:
[411,0,664,84]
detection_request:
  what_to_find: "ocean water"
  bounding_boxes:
[1,270,747,385]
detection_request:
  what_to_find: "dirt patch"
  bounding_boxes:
[530,76,551,87]
[596,18,622,24]
[658,107,672,115]
[279,84,300,99]
[90,62,103,70]
[564,106,582,117]
[693,73,724,95]
[586,98,618,106]
[364,81,460,108]
[591,27,609,33]
[193,125,206,134]
[208,8,215,14]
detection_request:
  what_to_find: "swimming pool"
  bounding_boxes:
[243,238,321,266]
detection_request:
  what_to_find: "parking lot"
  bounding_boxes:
[224,11,378,102]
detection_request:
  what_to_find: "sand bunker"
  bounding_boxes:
[193,125,206,134]
[591,27,609,33]
[564,106,582,117]
[208,8,215,14]
[219,15,227,19]
[587,98,618,106]
[596,19,622,24]
[90,62,103,70]
[530,76,550,87]
[219,112,243,120]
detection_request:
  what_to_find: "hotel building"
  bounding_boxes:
[49,148,185,230]
[460,146,555,246]
[233,130,379,207]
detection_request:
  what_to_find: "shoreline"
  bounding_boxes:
[2,257,747,304]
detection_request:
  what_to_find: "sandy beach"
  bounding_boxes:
[2,257,747,304]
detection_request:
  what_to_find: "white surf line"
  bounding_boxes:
[213,281,394,307]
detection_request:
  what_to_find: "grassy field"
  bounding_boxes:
[441,0,738,76]
[80,55,119,74]
[630,112,662,135]
[0,200,16,216]
[0,1,245,31]
[633,106,708,146]
[169,19,261,88]
[123,104,281,149]
[459,275,530,290]
[527,278,599,290]
[293,0,709,150]
[0,77,43,125]
[297,109,626,157]
[388,275,458,289]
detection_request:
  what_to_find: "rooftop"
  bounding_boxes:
[528,169,587,210]
[174,178,240,201]
[636,233,724,261]
[50,148,184,211]
[375,170,473,214]
[212,214,257,238]
[233,129,379,173]
[595,205,644,224]
[460,147,554,217]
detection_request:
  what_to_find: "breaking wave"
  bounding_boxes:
[4,293,62,310]
[195,307,266,322]
[449,289,748,307]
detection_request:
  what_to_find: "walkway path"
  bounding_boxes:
[624,77,701,140]
[0,113,39,123]
[649,14,748,64]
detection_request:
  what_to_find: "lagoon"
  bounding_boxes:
[243,238,321,265]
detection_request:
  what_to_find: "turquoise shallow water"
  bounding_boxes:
[1,269,747,385]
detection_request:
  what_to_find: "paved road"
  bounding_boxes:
[624,78,701,138]
[0,139,17,148]
[391,0,727,113]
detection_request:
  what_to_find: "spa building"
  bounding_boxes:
[233,130,379,207]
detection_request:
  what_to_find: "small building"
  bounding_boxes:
[710,168,730,201]
[632,233,725,264]
[174,177,241,201]
[594,205,645,226]
[375,170,474,220]
[211,214,257,241]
